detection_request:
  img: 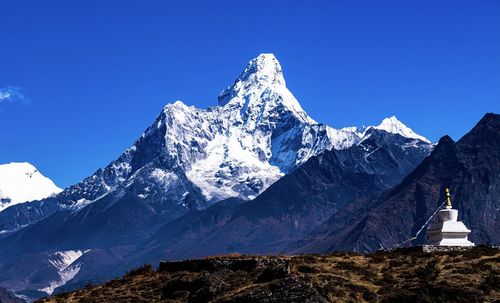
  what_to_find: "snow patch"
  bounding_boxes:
[39,250,89,295]
[151,169,178,185]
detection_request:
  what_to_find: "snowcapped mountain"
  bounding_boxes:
[58,53,430,205]
[0,54,435,300]
[0,162,62,212]
[0,54,432,234]
[372,115,430,143]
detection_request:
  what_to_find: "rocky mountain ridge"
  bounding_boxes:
[295,113,500,253]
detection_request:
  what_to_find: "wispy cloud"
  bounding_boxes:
[0,86,28,104]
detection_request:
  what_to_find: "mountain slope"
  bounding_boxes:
[0,162,62,212]
[65,128,434,285]
[297,113,500,253]
[128,129,431,260]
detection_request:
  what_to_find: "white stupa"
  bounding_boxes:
[426,188,474,247]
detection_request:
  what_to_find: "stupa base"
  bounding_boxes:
[422,245,475,253]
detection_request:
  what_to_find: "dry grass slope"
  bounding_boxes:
[37,246,500,303]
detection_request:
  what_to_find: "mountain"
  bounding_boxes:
[0,54,433,299]
[0,162,62,212]
[0,54,361,233]
[373,116,430,143]
[0,124,432,296]
[296,113,500,253]
[0,54,430,233]
[123,126,433,264]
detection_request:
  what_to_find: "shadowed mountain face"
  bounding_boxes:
[0,287,25,303]
[130,128,432,261]
[297,113,500,253]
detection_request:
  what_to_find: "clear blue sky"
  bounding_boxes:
[0,0,499,188]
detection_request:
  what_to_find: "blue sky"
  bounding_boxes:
[0,0,499,188]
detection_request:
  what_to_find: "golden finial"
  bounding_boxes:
[445,188,452,209]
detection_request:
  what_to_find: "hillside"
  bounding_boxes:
[37,246,499,303]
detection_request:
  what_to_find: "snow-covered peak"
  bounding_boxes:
[235,53,285,87]
[0,162,62,211]
[12,55,431,215]
[217,53,315,125]
[371,116,430,143]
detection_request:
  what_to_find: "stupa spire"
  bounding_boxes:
[445,188,452,209]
